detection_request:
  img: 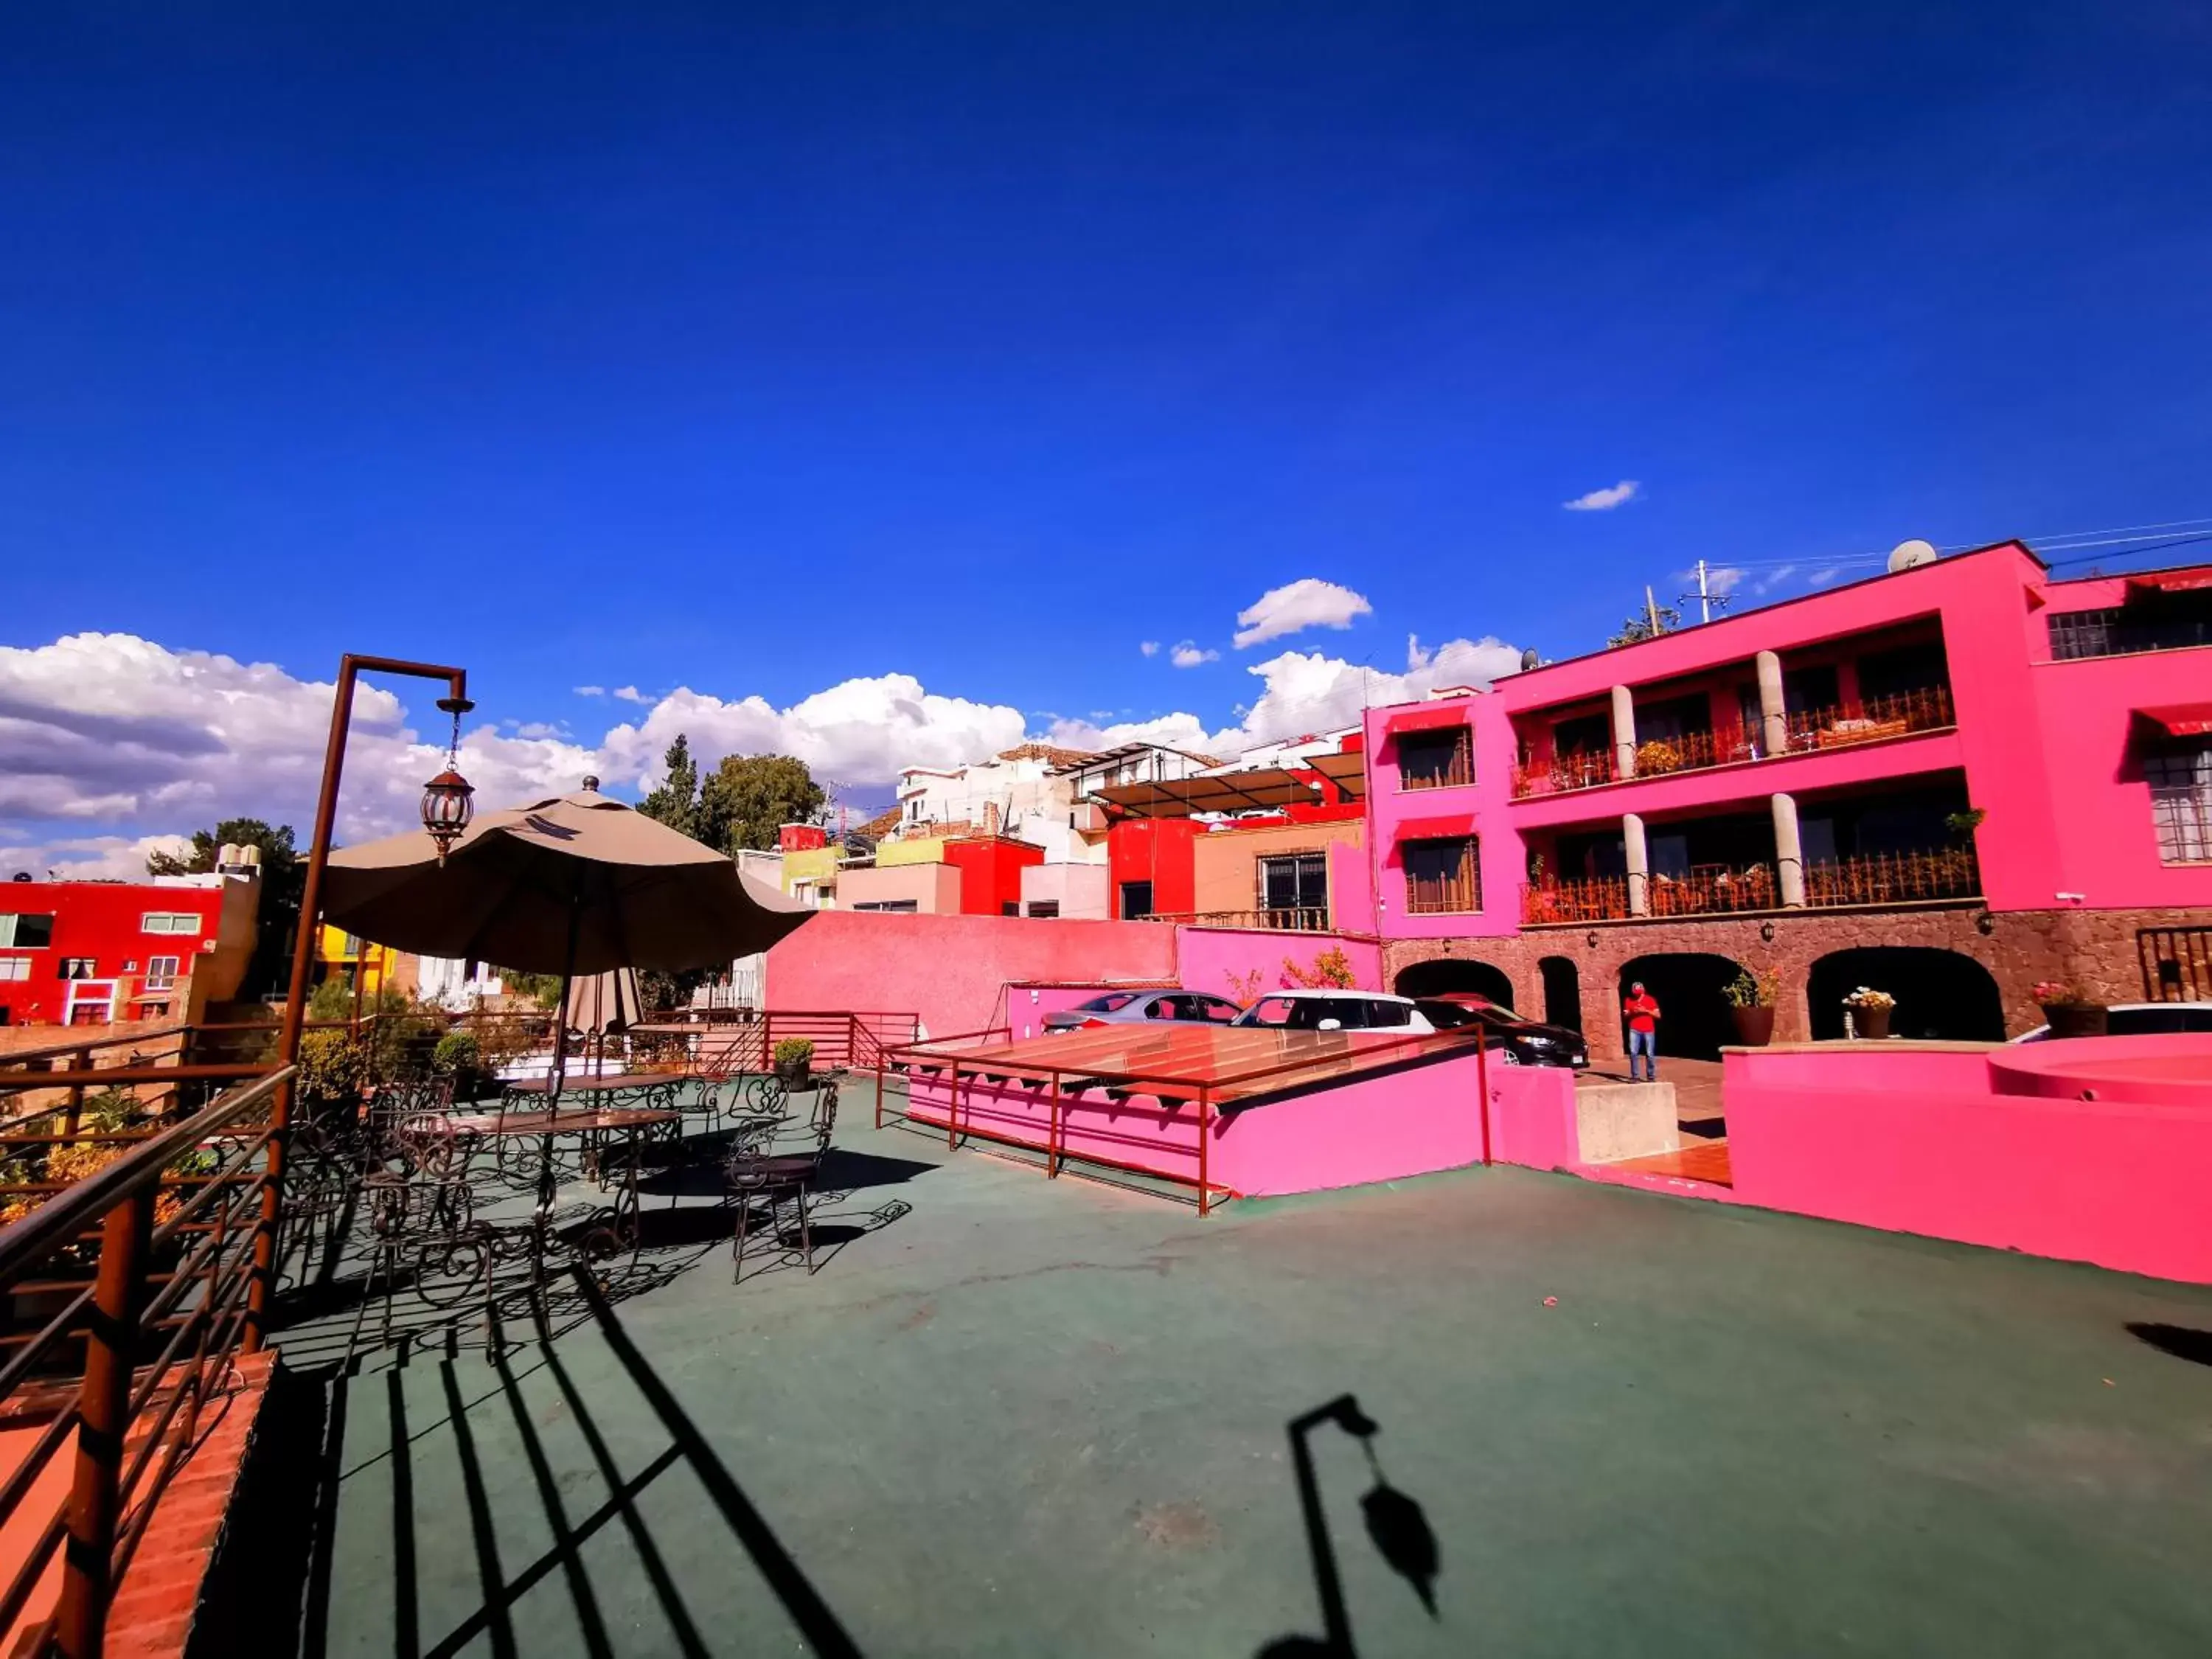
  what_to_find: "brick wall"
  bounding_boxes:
[1385,903,2212,1061]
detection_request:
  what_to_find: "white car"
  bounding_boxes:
[2011,1001,2212,1041]
[1231,989,1440,1033]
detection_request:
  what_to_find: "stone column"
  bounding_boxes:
[1755,650,1787,757]
[1623,812,1650,917]
[1770,791,1806,908]
[1610,684,1638,779]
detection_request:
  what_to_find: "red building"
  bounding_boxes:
[943,835,1046,917]
[0,855,262,1028]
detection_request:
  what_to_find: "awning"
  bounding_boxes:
[2138,703,2212,738]
[2129,569,2212,595]
[1304,751,1368,799]
[1092,768,1328,819]
[1393,813,1477,842]
[1384,703,1470,736]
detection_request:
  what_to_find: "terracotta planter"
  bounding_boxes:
[1730,1006,1775,1046]
[1854,1005,1891,1040]
[2042,1002,2108,1039]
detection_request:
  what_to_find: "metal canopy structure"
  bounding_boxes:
[1304,751,1368,799]
[1091,767,1332,818]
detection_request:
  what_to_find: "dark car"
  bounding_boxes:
[1425,992,1590,1068]
[1043,990,1244,1032]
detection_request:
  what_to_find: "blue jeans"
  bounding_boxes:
[1627,1029,1658,1080]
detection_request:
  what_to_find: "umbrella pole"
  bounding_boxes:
[550,884,582,1113]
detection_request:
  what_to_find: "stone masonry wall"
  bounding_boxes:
[1384,904,2212,1062]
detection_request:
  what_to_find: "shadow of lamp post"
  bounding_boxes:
[243,654,474,1353]
[1259,1393,1439,1659]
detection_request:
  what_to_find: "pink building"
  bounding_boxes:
[1361,542,2212,1057]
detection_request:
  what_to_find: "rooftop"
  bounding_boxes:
[255,1080,2212,1658]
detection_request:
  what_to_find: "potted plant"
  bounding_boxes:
[1842,986,1895,1040]
[2033,980,2107,1039]
[1635,738,1683,776]
[773,1037,815,1087]
[1722,968,1780,1046]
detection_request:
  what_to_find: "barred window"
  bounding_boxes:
[2149,745,2212,864]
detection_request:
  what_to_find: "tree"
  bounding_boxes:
[1607,602,1680,649]
[698,754,826,854]
[148,818,302,999]
[638,734,700,841]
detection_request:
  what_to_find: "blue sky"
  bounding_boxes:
[5,4,2211,869]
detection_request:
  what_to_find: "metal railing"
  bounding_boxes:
[0,1065,294,1657]
[1510,686,1958,799]
[1142,908,1334,933]
[2048,608,2212,661]
[880,1022,1489,1214]
[1521,846,1980,924]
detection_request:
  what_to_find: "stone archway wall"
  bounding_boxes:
[1382,903,2212,1065]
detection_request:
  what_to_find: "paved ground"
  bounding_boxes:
[252,1080,2212,1658]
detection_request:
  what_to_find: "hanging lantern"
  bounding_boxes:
[420,696,476,864]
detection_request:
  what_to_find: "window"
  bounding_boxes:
[1026,900,1061,918]
[1397,728,1473,790]
[140,912,201,936]
[851,900,919,913]
[1119,881,1154,920]
[1001,901,1020,917]
[1365,999,1413,1028]
[1403,837,1480,914]
[0,914,55,949]
[1241,995,1363,1030]
[1259,854,1328,919]
[0,958,29,981]
[2149,745,2212,864]
[58,958,97,980]
[1073,992,1141,1014]
[144,955,181,991]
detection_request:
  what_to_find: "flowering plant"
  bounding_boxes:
[2032,980,2087,1006]
[1841,986,1895,1010]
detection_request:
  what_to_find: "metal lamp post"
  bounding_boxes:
[245,654,473,1350]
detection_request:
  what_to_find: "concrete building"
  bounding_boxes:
[1357,540,2212,1057]
[0,846,263,1027]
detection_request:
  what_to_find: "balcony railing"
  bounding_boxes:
[1521,846,1980,925]
[1511,685,1958,800]
[1403,877,1480,914]
[1145,908,1333,933]
[1782,685,1955,754]
[2048,608,2212,661]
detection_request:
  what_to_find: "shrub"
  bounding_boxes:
[298,1029,367,1107]
[773,1037,815,1065]
[1722,969,1780,1009]
[1281,946,1360,990]
[2032,980,2088,1006]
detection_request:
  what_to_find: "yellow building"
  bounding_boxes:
[314,924,404,995]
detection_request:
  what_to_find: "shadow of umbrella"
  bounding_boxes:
[1255,1394,1441,1659]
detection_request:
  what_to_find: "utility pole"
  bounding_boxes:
[1645,585,1662,637]
[1694,558,1711,625]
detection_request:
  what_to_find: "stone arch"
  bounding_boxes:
[1617,953,1749,1062]
[1807,946,2006,1041]
[1394,956,1517,1009]
[1539,956,1584,1033]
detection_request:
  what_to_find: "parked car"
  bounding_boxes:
[1043,990,1244,1032]
[1423,992,1590,1068]
[1230,989,1441,1032]
[2011,1001,2212,1041]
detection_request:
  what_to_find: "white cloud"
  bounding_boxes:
[1753,565,1798,594]
[612,685,648,703]
[1806,566,1844,586]
[1563,480,1640,512]
[1138,641,1160,658]
[0,832,191,883]
[1689,566,1747,597]
[1231,579,1373,650]
[1169,641,1220,668]
[573,685,605,698]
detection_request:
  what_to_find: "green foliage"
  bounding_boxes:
[1282,945,1360,990]
[773,1037,815,1065]
[432,1029,481,1074]
[639,734,701,841]
[700,754,827,855]
[1945,807,1987,840]
[1723,969,1781,1009]
[77,1087,145,1133]
[1607,604,1680,648]
[297,1029,367,1106]
[147,818,302,998]
[494,970,565,1008]
[307,977,411,1024]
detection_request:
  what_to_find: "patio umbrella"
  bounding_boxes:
[323,780,812,1093]
[565,966,643,1078]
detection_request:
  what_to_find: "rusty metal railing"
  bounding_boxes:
[0,1065,294,1657]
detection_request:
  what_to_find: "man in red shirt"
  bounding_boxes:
[1623,981,1662,1081]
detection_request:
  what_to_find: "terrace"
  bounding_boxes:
[1522,846,1983,925]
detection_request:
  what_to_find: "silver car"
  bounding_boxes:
[1043,990,1244,1032]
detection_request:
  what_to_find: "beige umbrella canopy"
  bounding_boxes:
[565,967,644,1035]
[322,782,813,975]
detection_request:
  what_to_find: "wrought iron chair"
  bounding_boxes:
[726,1079,838,1282]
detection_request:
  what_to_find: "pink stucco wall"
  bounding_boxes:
[1361,694,1522,939]
[1724,1036,2212,1282]
[765,911,1176,1039]
[1172,926,1385,1001]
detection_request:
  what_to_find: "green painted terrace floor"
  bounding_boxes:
[232,1081,2212,1658]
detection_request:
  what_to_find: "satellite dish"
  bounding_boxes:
[1887,538,1938,574]
[1518,648,1540,672]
